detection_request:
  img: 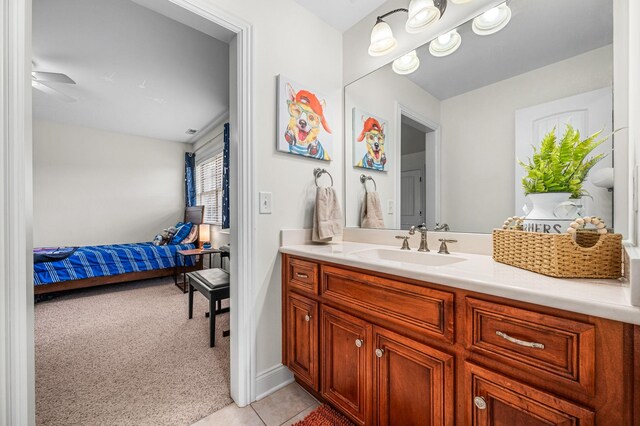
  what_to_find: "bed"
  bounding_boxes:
[34,206,205,295]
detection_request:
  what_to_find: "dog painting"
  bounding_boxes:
[353,109,387,171]
[277,75,333,161]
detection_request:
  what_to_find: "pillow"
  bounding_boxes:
[171,222,193,245]
[181,224,199,244]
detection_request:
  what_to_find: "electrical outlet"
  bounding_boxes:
[259,192,272,214]
[387,200,394,214]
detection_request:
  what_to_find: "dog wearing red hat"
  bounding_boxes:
[356,116,386,171]
[284,83,331,160]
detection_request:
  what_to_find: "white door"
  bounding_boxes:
[515,87,613,224]
[401,169,424,229]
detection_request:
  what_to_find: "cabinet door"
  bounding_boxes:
[321,305,371,426]
[286,293,319,390]
[373,327,454,426]
[466,363,594,426]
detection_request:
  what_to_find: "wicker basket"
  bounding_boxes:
[492,229,623,279]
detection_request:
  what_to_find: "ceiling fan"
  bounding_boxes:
[31,69,77,103]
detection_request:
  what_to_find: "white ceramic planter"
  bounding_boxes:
[522,192,578,233]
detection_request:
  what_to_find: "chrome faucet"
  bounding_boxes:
[438,239,457,254]
[408,223,429,252]
[434,223,450,232]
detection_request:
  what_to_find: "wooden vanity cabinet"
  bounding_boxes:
[286,292,319,390]
[282,254,638,425]
[321,306,371,425]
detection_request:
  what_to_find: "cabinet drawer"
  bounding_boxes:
[321,265,454,343]
[288,258,319,295]
[465,362,594,425]
[466,297,595,395]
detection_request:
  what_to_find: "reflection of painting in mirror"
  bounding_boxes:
[344,0,614,233]
[353,108,388,171]
[277,75,333,161]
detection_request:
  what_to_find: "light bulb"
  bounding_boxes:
[482,7,500,23]
[437,33,452,45]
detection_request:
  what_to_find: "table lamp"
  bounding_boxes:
[199,224,211,249]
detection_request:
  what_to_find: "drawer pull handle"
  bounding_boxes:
[296,272,309,279]
[304,314,311,322]
[473,396,487,410]
[355,339,363,348]
[496,331,545,349]
[375,348,384,358]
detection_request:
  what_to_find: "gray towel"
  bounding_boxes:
[360,192,385,229]
[312,187,343,242]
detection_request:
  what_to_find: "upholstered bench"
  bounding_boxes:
[187,268,230,347]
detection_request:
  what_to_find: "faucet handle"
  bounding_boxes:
[438,239,457,254]
[395,235,411,250]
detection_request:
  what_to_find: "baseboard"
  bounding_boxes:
[254,364,294,401]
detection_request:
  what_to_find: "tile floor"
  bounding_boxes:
[192,382,319,426]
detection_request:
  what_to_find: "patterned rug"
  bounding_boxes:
[35,277,231,426]
[293,404,354,426]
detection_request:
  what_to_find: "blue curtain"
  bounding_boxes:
[222,123,230,229]
[185,152,196,207]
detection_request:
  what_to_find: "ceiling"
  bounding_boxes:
[295,0,388,32]
[404,0,613,100]
[32,0,231,143]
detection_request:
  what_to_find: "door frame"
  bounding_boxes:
[395,102,441,230]
[1,1,256,422]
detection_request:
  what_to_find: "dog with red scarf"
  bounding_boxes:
[357,116,386,171]
[284,83,332,160]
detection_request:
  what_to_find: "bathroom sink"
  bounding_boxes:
[350,248,466,267]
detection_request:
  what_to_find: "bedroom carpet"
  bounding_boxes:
[35,277,231,426]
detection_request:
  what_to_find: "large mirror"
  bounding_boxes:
[344,0,615,233]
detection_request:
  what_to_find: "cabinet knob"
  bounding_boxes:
[375,348,384,358]
[304,314,311,322]
[355,338,363,348]
[473,396,487,410]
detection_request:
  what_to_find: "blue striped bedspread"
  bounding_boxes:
[34,242,196,286]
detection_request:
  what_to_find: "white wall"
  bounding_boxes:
[204,0,343,385]
[345,65,440,228]
[33,120,187,246]
[439,45,613,233]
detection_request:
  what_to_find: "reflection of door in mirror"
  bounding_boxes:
[515,87,613,226]
[400,119,437,230]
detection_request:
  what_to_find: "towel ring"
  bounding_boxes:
[314,168,334,187]
[360,174,377,192]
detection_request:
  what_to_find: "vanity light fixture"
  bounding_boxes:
[368,0,448,56]
[368,18,398,56]
[392,50,420,75]
[405,0,447,34]
[429,29,461,57]
[472,2,512,35]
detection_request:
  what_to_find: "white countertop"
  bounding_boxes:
[280,241,640,326]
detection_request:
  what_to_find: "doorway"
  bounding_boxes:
[1,0,255,423]
[399,115,438,231]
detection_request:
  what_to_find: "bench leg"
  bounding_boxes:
[209,296,216,348]
[188,282,194,319]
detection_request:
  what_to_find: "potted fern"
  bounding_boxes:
[519,125,607,233]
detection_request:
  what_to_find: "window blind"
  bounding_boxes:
[196,152,223,224]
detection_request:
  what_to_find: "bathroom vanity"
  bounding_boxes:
[280,242,639,425]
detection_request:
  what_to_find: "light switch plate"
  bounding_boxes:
[387,200,394,214]
[259,192,272,214]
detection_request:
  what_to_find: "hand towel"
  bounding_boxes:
[312,187,343,243]
[360,191,385,229]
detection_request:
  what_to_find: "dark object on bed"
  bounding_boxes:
[34,206,205,295]
[34,246,78,264]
